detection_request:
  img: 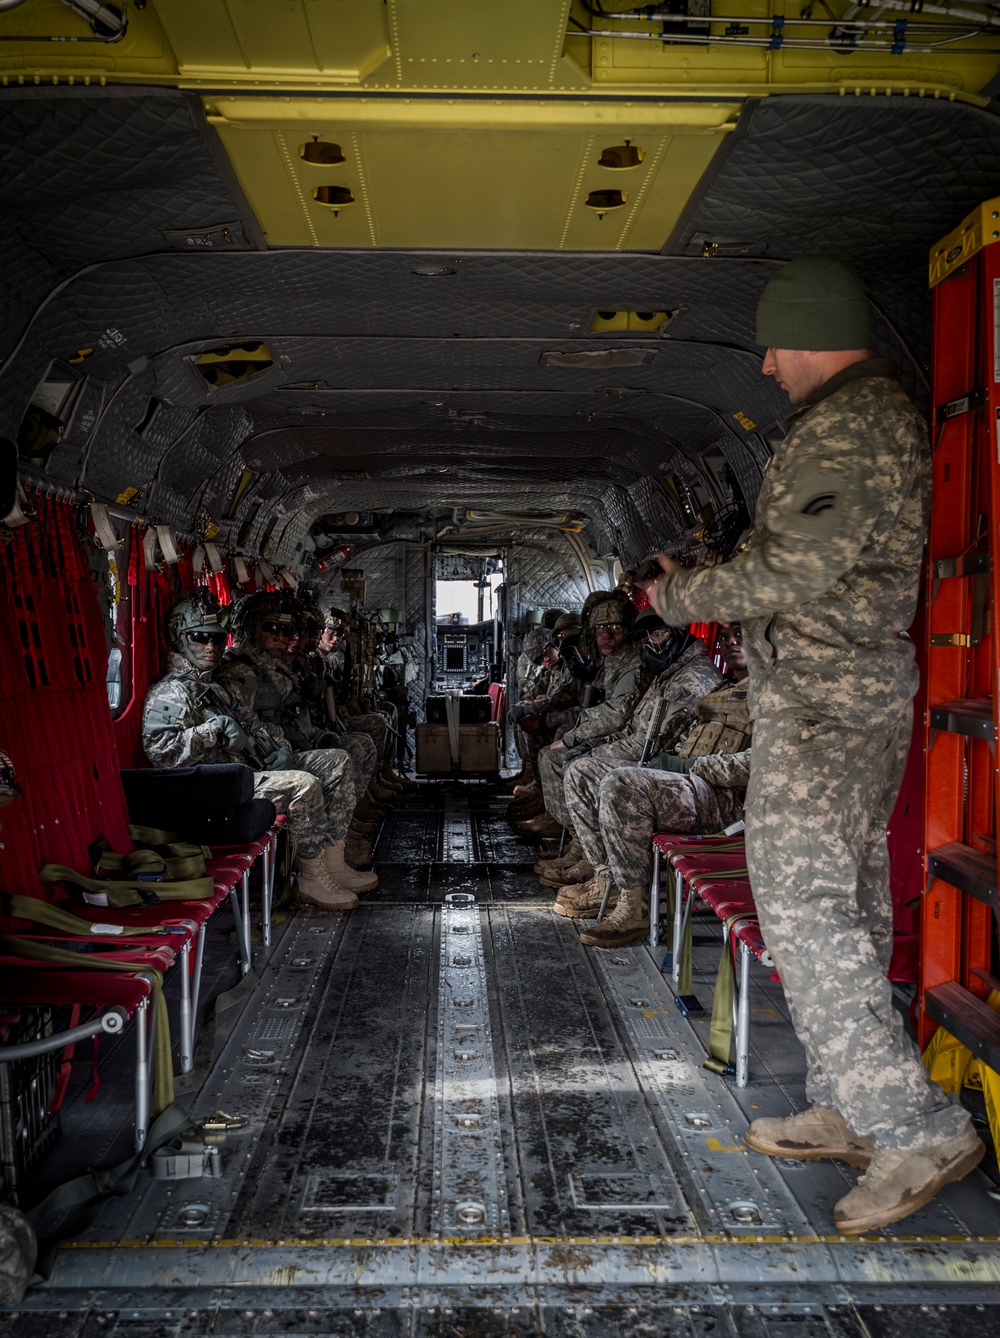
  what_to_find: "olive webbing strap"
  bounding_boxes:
[27,1101,193,1282]
[703,913,756,1076]
[0,936,174,1114]
[673,869,747,997]
[6,894,153,939]
[39,863,215,907]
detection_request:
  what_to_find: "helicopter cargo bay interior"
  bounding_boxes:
[3,1,1000,1334]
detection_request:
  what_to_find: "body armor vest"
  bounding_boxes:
[675,682,751,759]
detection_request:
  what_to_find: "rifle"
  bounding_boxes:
[197,682,271,770]
[639,696,669,766]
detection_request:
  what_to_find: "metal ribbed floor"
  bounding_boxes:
[8,781,1000,1334]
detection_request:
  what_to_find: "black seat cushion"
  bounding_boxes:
[120,765,274,845]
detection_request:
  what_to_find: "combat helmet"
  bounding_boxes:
[323,605,351,632]
[231,589,298,645]
[167,590,230,666]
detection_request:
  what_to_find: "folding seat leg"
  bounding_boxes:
[648,846,662,948]
[672,871,688,986]
[735,941,752,1090]
[261,842,273,951]
[241,868,252,951]
[230,885,251,977]
[190,923,207,1042]
[178,939,194,1075]
[134,997,151,1153]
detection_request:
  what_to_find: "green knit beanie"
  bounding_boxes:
[755,255,871,351]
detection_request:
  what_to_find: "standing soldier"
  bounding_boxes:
[642,255,982,1232]
[142,591,362,910]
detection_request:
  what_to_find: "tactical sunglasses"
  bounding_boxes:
[260,620,293,637]
[593,622,625,632]
[186,630,227,645]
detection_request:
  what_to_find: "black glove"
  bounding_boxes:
[650,752,696,774]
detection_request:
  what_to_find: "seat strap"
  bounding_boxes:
[39,864,215,907]
[6,894,155,938]
[703,912,757,1076]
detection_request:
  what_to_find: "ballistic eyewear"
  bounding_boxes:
[186,630,226,646]
[260,621,293,637]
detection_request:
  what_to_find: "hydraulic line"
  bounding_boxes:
[573,23,999,48]
[613,0,1000,19]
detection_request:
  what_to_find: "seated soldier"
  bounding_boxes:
[505,626,550,791]
[316,608,413,796]
[142,591,363,911]
[560,622,751,948]
[539,609,724,886]
[507,611,587,821]
[516,596,651,838]
[214,589,381,894]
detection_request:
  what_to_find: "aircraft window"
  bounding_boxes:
[598,143,645,169]
[194,344,273,388]
[225,467,257,519]
[299,139,345,165]
[312,185,355,208]
[16,364,80,467]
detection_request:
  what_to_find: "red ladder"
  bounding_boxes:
[921,200,1000,1069]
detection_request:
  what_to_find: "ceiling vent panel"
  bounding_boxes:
[589,310,670,334]
[539,349,657,369]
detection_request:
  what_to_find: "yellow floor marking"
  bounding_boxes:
[704,1137,743,1152]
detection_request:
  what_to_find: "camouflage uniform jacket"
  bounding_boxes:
[142,653,269,770]
[608,641,723,762]
[650,679,753,790]
[562,644,648,747]
[648,361,930,727]
[218,645,318,752]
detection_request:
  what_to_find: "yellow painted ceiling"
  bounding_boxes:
[1,0,999,253]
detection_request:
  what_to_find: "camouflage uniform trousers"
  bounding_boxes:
[337,730,378,794]
[254,747,356,857]
[521,707,580,771]
[537,742,594,827]
[568,759,735,886]
[745,713,970,1150]
[346,711,390,766]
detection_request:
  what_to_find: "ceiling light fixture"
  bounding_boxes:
[411,265,458,277]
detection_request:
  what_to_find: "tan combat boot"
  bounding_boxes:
[512,779,541,801]
[541,858,594,888]
[553,870,615,919]
[578,884,647,947]
[744,1107,874,1168]
[534,834,583,874]
[514,812,563,838]
[350,818,378,837]
[355,798,388,823]
[368,779,396,804]
[324,840,378,892]
[345,837,372,866]
[295,855,359,911]
[833,1127,985,1233]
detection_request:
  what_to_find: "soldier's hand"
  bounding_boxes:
[639,552,679,593]
[265,745,295,770]
[652,752,695,773]
[212,717,247,759]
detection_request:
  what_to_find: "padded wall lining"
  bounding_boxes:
[666,95,1000,363]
